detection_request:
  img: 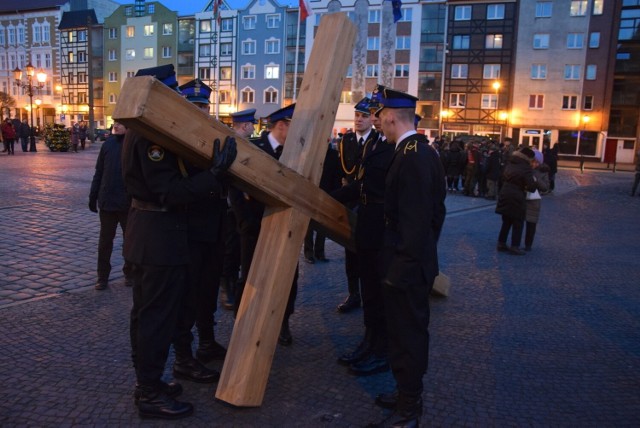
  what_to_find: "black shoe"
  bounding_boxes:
[137,386,193,420]
[349,354,389,376]
[337,333,372,366]
[368,397,423,428]
[303,252,315,264]
[95,280,108,290]
[337,293,361,313]
[375,390,398,410]
[496,242,509,252]
[196,340,227,363]
[278,319,292,346]
[508,246,526,256]
[173,357,220,383]
[134,381,182,405]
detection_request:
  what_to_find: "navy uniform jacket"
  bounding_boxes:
[338,130,379,184]
[89,133,130,212]
[333,134,394,250]
[121,130,223,266]
[382,133,446,289]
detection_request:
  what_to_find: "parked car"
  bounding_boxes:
[93,128,110,141]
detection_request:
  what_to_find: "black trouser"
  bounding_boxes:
[344,248,360,294]
[498,215,524,247]
[174,239,223,355]
[358,247,386,353]
[525,221,537,248]
[5,139,15,154]
[130,263,187,387]
[304,226,326,258]
[221,208,240,281]
[97,210,131,281]
[20,136,29,152]
[383,277,432,397]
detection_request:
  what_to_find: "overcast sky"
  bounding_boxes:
[113,0,297,15]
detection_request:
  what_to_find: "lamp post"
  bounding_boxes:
[492,80,501,140]
[13,63,47,152]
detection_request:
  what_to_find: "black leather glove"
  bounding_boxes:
[210,136,238,177]
[89,200,98,213]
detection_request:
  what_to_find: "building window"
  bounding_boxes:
[242,40,256,55]
[266,14,281,28]
[481,94,498,109]
[340,91,352,104]
[219,90,230,104]
[368,10,381,23]
[78,30,88,42]
[396,36,411,50]
[31,25,40,43]
[486,34,503,49]
[567,33,584,49]
[584,95,593,110]
[399,8,412,22]
[395,64,409,77]
[535,2,553,17]
[450,93,466,108]
[200,20,212,33]
[78,92,87,103]
[221,19,233,32]
[454,5,471,20]
[564,65,580,80]
[199,44,211,57]
[148,4,155,14]
[265,39,280,54]
[199,68,211,80]
[125,49,135,60]
[264,87,278,104]
[162,46,172,58]
[366,64,379,77]
[592,0,603,15]
[143,47,154,59]
[483,64,501,79]
[586,64,597,80]
[242,65,255,79]
[570,1,588,16]
[109,93,117,104]
[451,64,468,79]
[530,64,547,79]
[242,87,255,103]
[42,24,50,42]
[220,67,232,80]
[45,53,51,68]
[109,28,117,39]
[126,26,135,37]
[367,37,380,50]
[125,6,132,16]
[243,16,256,30]
[589,32,600,48]
[487,4,505,20]
[221,42,232,56]
[562,95,578,110]
[17,26,25,44]
[163,23,173,35]
[452,35,470,50]
[529,94,544,109]
[109,72,118,82]
[144,24,154,36]
[533,34,550,49]
[108,49,117,61]
[265,65,279,79]
[126,71,135,78]
[78,51,87,63]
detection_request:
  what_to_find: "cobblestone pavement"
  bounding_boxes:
[1,144,639,426]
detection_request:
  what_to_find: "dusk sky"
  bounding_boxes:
[114,0,298,15]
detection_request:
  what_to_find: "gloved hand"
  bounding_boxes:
[210,136,238,177]
[89,200,98,213]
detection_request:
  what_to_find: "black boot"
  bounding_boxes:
[134,381,182,405]
[349,352,389,376]
[219,277,235,310]
[278,317,293,346]
[136,384,193,420]
[375,389,398,410]
[196,339,227,363]
[368,393,423,428]
[337,293,361,313]
[338,329,372,366]
[173,355,220,383]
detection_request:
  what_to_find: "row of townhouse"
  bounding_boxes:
[1,0,638,162]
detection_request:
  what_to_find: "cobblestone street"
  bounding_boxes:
[0,143,638,426]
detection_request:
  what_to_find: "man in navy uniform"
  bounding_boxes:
[336,97,379,313]
[369,88,446,427]
[230,104,298,346]
[123,65,237,420]
[333,90,393,377]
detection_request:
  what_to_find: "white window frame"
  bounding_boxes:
[163,23,173,35]
[220,66,232,80]
[396,36,411,50]
[589,32,600,48]
[242,39,256,55]
[220,42,232,56]
[126,26,135,38]
[593,0,603,15]
[529,94,544,109]
[481,94,498,109]
[264,86,278,104]
[584,95,594,110]
[533,34,550,49]
[535,2,553,17]
[487,4,505,20]
[486,34,503,49]
[562,95,578,110]
[395,64,409,78]
[564,64,580,80]
[367,37,380,51]
[368,10,381,23]
[162,46,172,58]
[530,64,547,79]
[570,0,588,16]
[265,38,280,54]
[219,90,230,104]
[241,87,255,103]
[143,47,154,59]
[266,14,281,28]
[265,64,279,79]
[483,64,501,79]
[199,68,211,80]
[451,64,468,79]
[108,49,117,61]
[450,93,466,108]
[366,64,379,78]
[199,43,211,57]
[241,64,255,79]
[453,35,470,50]
[221,18,233,32]
[108,28,117,39]
[586,64,597,80]
[109,93,117,104]
[455,5,472,20]
[108,72,118,82]
[243,16,257,30]
[567,33,584,49]
[125,49,135,60]
[399,8,412,22]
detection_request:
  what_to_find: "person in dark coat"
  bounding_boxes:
[443,140,465,192]
[1,118,16,155]
[88,121,132,290]
[332,90,392,377]
[78,121,88,150]
[122,65,237,420]
[542,141,558,192]
[229,103,298,346]
[18,119,31,152]
[631,149,640,196]
[524,149,550,251]
[370,88,447,427]
[485,143,502,199]
[495,147,538,255]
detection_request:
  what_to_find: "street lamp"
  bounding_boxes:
[13,63,47,152]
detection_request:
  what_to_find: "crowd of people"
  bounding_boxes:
[1,117,36,154]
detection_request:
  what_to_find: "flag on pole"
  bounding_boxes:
[385,0,403,23]
[299,0,313,22]
[214,0,223,25]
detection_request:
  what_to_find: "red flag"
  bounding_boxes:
[214,0,222,25]
[299,0,312,22]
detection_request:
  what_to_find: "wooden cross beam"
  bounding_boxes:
[114,13,357,406]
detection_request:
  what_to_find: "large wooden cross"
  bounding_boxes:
[114,14,357,407]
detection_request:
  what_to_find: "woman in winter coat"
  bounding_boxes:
[1,118,16,155]
[444,140,465,192]
[495,147,539,255]
[524,150,550,251]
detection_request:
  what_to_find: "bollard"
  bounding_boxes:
[580,156,585,173]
